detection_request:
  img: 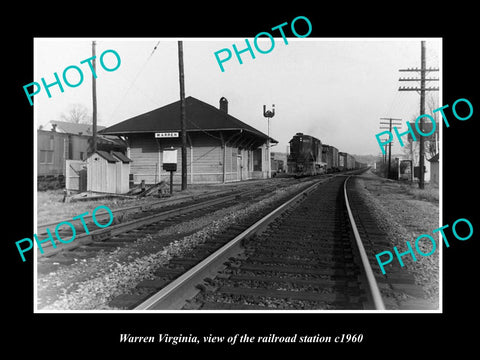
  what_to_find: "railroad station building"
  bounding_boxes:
[100,96,276,184]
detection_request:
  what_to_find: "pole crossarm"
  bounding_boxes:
[399,78,439,81]
[399,87,439,91]
[399,68,439,72]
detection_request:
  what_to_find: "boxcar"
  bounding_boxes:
[346,153,355,170]
[321,144,339,173]
[338,152,347,171]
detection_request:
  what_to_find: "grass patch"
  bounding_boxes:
[400,183,439,203]
[36,190,143,225]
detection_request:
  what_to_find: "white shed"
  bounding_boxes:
[86,150,132,194]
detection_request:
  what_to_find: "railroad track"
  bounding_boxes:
[36,177,318,273]
[36,187,240,237]
[133,172,384,311]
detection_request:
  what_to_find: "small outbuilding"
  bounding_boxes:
[86,150,132,194]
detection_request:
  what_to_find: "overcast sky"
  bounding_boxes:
[34,38,441,156]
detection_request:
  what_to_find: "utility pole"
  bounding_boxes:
[419,42,426,189]
[380,118,402,179]
[91,41,98,154]
[399,40,439,189]
[178,41,187,190]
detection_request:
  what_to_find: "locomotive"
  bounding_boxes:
[287,133,326,176]
[287,133,366,177]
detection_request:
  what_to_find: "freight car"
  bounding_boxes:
[338,152,356,171]
[355,161,367,170]
[346,153,355,170]
[287,133,326,176]
[321,144,339,173]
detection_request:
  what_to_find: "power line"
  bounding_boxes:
[150,41,160,56]
[107,41,162,122]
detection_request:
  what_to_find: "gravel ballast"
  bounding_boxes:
[352,170,440,309]
[37,181,317,310]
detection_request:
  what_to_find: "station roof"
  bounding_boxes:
[100,96,277,143]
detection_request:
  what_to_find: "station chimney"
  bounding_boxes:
[219,97,228,113]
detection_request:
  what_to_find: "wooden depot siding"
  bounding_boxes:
[129,135,159,184]
[127,132,257,184]
[190,137,222,183]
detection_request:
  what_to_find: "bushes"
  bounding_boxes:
[37,176,65,191]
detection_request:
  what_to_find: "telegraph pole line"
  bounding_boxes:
[178,41,187,191]
[91,40,98,154]
[380,117,402,179]
[419,42,426,190]
[399,40,439,189]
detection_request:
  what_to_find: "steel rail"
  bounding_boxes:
[37,192,244,257]
[36,187,239,236]
[134,179,323,310]
[343,175,385,310]
[36,178,300,236]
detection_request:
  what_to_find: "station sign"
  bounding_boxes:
[155,132,179,138]
[163,148,177,171]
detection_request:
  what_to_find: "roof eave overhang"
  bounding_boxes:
[99,128,277,143]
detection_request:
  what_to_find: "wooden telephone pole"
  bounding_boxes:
[178,41,187,190]
[399,41,439,189]
[380,117,402,179]
[92,41,98,154]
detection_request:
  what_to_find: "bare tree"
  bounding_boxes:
[426,92,440,119]
[60,103,90,124]
[403,92,439,162]
[425,92,440,158]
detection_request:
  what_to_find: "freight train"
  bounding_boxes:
[287,133,366,176]
[287,133,327,176]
